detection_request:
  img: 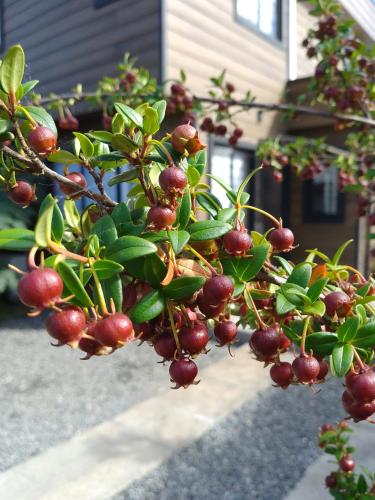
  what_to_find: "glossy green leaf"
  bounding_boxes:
[163,276,205,300]
[196,192,222,217]
[35,195,55,247]
[305,332,338,356]
[24,106,57,135]
[92,259,124,280]
[114,102,143,129]
[274,256,293,274]
[112,113,125,134]
[48,150,81,165]
[330,343,353,377]
[216,207,237,223]
[331,239,353,266]
[100,273,123,312]
[56,261,93,307]
[20,79,39,97]
[208,174,236,203]
[276,293,295,315]
[351,319,375,349]
[186,165,201,187]
[307,277,328,302]
[108,168,138,186]
[0,45,24,93]
[64,199,80,230]
[241,244,270,281]
[287,263,312,289]
[143,107,159,134]
[91,214,118,247]
[111,202,133,236]
[39,194,64,244]
[73,132,94,158]
[130,290,165,323]
[87,131,113,143]
[175,190,191,229]
[152,100,167,124]
[189,150,206,176]
[111,133,139,153]
[235,166,261,204]
[106,235,157,263]
[303,300,325,316]
[337,316,360,343]
[143,253,167,288]
[168,230,190,254]
[189,220,231,241]
[0,228,35,251]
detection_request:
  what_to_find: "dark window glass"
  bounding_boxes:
[236,0,282,41]
[94,0,119,9]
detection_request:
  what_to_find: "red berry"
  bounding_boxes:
[171,124,204,155]
[134,322,154,341]
[270,362,294,388]
[8,181,34,206]
[228,135,238,147]
[94,313,133,348]
[159,166,187,194]
[17,268,63,309]
[171,83,185,96]
[169,358,198,387]
[317,359,329,380]
[226,82,235,93]
[324,291,351,317]
[218,101,227,112]
[215,124,227,136]
[125,71,136,84]
[272,171,283,183]
[345,367,375,403]
[60,172,87,197]
[292,354,320,384]
[59,115,79,130]
[45,306,86,345]
[342,390,375,420]
[202,275,234,305]
[180,323,209,355]
[269,227,294,251]
[28,126,57,154]
[214,320,237,345]
[78,336,104,358]
[250,327,280,359]
[153,332,177,360]
[102,115,112,130]
[233,127,243,138]
[222,230,251,255]
[325,473,337,488]
[147,205,176,229]
[320,423,334,433]
[278,331,292,352]
[197,293,225,318]
[339,455,355,473]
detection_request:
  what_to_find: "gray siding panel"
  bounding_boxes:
[2,0,161,97]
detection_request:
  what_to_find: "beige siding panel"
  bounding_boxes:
[340,0,375,41]
[296,1,316,78]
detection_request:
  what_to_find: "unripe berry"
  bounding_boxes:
[269,227,294,251]
[169,358,198,387]
[18,268,63,309]
[45,306,86,345]
[8,181,34,206]
[93,313,133,348]
[222,230,251,255]
[28,126,57,154]
[159,166,187,194]
[147,205,176,229]
[59,172,87,197]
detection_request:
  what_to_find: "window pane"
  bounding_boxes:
[312,167,338,216]
[237,0,259,25]
[211,147,233,208]
[259,0,279,38]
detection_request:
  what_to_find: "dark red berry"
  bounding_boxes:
[228,135,238,147]
[292,354,320,384]
[324,291,351,317]
[214,320,237,345]
[171,124,204,155]
[18,268,63,309]
[28,126,57,154]
[345,367,375,403]
[102,115,112,130]
[125,71,136,84]
[197,293,225,318]
[8,181,34,206]
[325,473,337,488]
[94,313,133,348]
[272,171,283,183]
[202,275,234,305]
[60,172,87,197]
[59,115,79,130]
[78,336,104,358]
[171,83,185,96]
[339,455,355,473]
[342,390,375,421]
[169,358,198,387]
[226,82,235,93]
[320,423,334,433]
[317,359,329,380]
[270,362,294,388]
[269,227,294,251]
[214,124,227,136]
[278,331,292,352]
[45,306,86,345]
[250,327,280,359]
[153,333,177,360]
[180,323,209,355]
[218,101,227,112]
[134,322,154,341]
[159,166,187,194]
[222,230,251,256]
[147,205,176,229]
[233,127,243,138]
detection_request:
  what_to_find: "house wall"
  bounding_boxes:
[2,0,162,96]
[296,1,316,78]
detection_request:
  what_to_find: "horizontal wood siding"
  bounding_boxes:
[2,0,161,96]
[340,0,375,42]
[296,1,316,78]
[165,0,289,142]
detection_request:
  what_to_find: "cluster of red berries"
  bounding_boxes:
[262,151,290,183]
[200,117,243,147]
[120,70,137,92]
[166,82,195,125]
[342,367,375,421]
[58,114,79,131]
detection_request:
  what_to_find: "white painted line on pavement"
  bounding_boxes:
[0,345,271,500]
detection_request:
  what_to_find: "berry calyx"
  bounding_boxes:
[292,354,320,384]
[59,172,87,197]
[8,181,35,206]
[17,268,63,309]
[45,306,86,345]
[269,227,295,251]
[222,230,251,255]
[147,205,176,230]
[93,313,133,348]
[171,124,204,155]
[169,358,198,388]
[345,367,375,403]
[28,126,57,155]
[202,275,234,305]
[159,166,187,194]
[250,326,280,360]
[153,332,177,360]
[180,323,209,355]
[324,291,351,317]
[342,390,375,421]
[339,455,355,473]
[214,320,237,345]
[270,362,294,388]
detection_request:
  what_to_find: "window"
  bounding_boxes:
[236,0,282,41]
[94,0,119,8]
[303,167,345,223]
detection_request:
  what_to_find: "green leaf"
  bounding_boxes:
[37,195,64,244]
[112,113,125,134]
[0,228,35,251]
[143,253,167,288]
[235,167,261,204]
[48,150,81,164]
[352,319,375,349]
[186,165,201,187]
[241,244,270,282]
[175,190,191,229]
[100,274,123,312]
[303,300,326,316]
[330,343,353,377]
[92,259,124,280]
[276,293,295,315]
[114,102,143,129]
[337,316,360,343]
[73,132,94,158]
[189,220,231,241]
[106,235,157,263]
[87,131,113,143]
[111,133,139,153]
[208,174,236,203]
[307,277,328,302]
[24,106,57,136]
[111,202,133,236]
[108,168,138,186]
[287,263,312,288]
[64,199,80,229]
[56,261,93,307]
[91,215,118,247]
[274,256,293,274]
[129,290,165,323]
[152,100,167,124]
[20,79,39,97]
[190,150,206,175]
[163,276,205,300]
[216,208,237,223]
[0,45,24,94]
[35,195,55,247]
[143,107,159,135]
[196,192,221,217]
[168,230,190,254]
[331,239,353,266]
[305,332,338,356]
